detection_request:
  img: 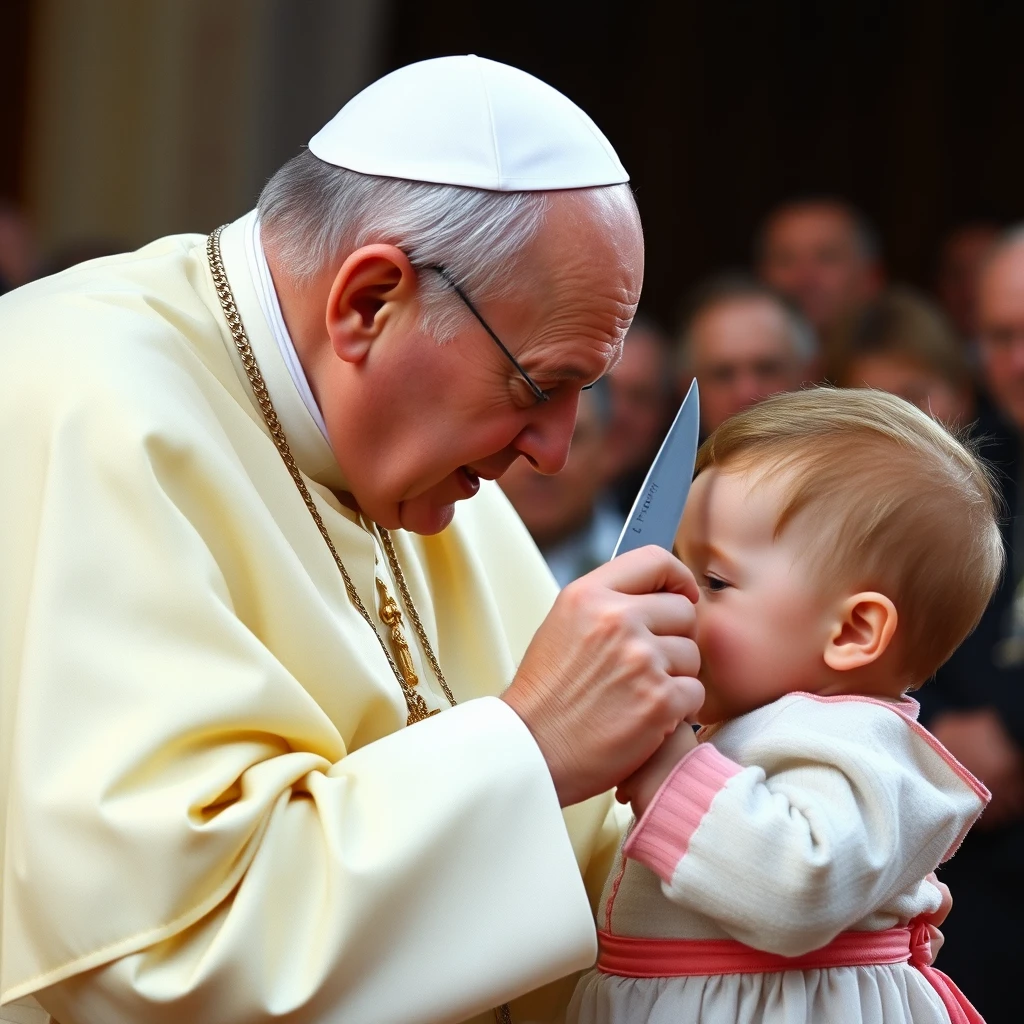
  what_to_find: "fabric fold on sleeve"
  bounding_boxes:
[28,699,598,1024]
[0,305,599,1023]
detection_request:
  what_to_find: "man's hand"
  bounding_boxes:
[616,721,699,818]
[931,707,1024,829]
[503,546,704,807]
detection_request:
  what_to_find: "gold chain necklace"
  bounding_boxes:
[206,226,456,725]
[207,227,513,1024]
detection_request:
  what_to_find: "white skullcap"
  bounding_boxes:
[308,54,628,192]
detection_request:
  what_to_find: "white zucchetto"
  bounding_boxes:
[308,54,629,192]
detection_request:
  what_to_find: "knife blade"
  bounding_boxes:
[611,379,700,559]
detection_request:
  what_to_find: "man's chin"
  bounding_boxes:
[395,469,484,534]
[398,495,458,535]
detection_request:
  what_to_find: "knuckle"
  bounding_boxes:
[661,673,700,709]
[635,675,674,720]
[591,603,629,643]
[620,638,656,678]
[557,578,590,612]
[561,579,617,622]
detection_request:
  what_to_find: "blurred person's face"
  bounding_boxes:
[604,329,673,481]
[686,296,806,435]
[758,205,881,336]
[498,392,610,549]
[840,353,972,427]
[978,244,1024,431]
[935,224,1000,340]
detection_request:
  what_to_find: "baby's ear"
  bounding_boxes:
[823,592,898,672]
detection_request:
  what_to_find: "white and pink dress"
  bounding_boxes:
[568,693,989,1024]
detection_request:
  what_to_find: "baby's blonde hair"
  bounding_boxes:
[696,388,1004,683]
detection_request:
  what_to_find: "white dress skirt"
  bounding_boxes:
[569,961,954,1024]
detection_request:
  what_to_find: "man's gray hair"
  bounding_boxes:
[258,150,632,340]
[675,273,817,372]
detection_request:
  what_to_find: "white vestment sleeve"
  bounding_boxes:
[0,320,597,1023]
[34,701,595,1024]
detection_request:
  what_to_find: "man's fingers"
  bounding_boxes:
[509,543,704,806]
[630,591,699,638]
[663,672,705,722]
[583,546,699,602]
[655,635,701,680]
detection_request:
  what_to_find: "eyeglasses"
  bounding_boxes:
[428,265,550,403]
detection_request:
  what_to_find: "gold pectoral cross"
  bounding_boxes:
[375,577,418,687]
[375,577,440,725]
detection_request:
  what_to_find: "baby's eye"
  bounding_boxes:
[704,575,730,592]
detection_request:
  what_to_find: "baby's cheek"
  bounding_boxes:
[698,613,748,678]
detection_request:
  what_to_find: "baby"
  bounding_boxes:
[569,388,1000,1024]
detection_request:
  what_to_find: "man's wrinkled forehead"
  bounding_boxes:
[606,332,628,371]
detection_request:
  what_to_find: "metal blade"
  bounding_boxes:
[611,379,700,559]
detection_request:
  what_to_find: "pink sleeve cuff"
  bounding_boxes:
[624,742,744,883]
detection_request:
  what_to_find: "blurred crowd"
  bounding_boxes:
[501,199,1006,585]
[505,197,1024,1023]
[1,195,1022,1021]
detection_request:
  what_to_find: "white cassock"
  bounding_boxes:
[0,210,626,1024]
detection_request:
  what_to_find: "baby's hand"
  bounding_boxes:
[616,722,699,818]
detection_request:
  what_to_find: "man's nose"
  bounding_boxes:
[513,399,578,474]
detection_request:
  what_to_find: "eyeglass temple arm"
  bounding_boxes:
[428,265,550,402]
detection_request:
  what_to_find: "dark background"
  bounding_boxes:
[0,0,31,203]
[4,0,1024,327]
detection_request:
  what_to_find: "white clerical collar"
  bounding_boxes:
[244,213,332,443]
[215,213,347,494]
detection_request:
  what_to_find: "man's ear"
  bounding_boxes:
[823,592,898,672]
[325,244,417,364]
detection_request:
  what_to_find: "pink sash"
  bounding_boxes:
[597,920,983,1024]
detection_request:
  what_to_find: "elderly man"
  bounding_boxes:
[0,58,705,1024]
[916,226,1024,1023]
[755,197,883,356]
[675,274,817,436]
